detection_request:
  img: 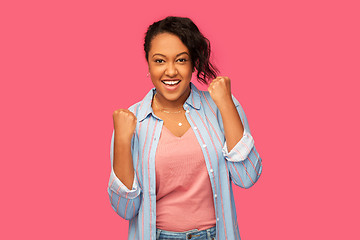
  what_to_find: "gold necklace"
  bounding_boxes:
[153,93,184,126]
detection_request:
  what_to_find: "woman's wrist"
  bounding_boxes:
[114,129,133,146]
[216,96,235,113]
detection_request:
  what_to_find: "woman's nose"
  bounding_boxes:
[165,63,178,77]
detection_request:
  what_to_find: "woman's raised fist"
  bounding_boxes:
[113,109,137,142]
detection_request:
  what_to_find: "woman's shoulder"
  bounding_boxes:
[196,87,241,114]
[198,89,215,107]
[127,101,143,116]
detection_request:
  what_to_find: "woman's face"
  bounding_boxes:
[148,32,193,104]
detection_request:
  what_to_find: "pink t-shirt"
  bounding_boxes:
[155,126,216,232]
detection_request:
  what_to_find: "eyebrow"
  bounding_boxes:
[152,52,189,58]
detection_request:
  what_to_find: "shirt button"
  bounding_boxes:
[186,110,190,113]
[210,169,214,173]
[194,126,198,130]
[217,218,220,221]
[202,144,207,148]
[214,194,217,198]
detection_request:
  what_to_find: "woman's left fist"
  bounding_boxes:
[208,76,232,108]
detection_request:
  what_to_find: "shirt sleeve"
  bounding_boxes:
[108,169,141,199]
[107,130,142,220]
[219,95,263,189]
[222,128,254,162]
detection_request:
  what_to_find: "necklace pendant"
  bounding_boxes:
[178,122,182,126]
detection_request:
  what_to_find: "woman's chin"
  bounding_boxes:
[158,87,190,103]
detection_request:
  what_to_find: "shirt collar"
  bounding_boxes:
[137,82,201,122]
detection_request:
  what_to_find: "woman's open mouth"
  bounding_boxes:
[161,80,181,91]
[161,80,181,86]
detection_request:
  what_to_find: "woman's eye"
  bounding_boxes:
[177,58,187,62]
[155,59,164,63]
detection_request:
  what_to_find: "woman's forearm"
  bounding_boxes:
[113,130,135,190]
[218,99,244,152]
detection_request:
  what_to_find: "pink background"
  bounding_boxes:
[1,0,359,239]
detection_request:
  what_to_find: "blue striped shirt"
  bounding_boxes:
[107,82,263,239]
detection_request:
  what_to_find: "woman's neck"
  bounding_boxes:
[154,87,191,110]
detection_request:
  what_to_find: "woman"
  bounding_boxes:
[108,16,263,240]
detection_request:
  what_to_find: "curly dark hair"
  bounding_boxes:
[144,16,219,85]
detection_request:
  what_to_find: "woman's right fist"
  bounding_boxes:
[113,109,137,142]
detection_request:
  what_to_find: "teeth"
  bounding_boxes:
[163,80,180,85]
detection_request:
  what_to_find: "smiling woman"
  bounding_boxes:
[148,33,193,105]
[107,16,263,240]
